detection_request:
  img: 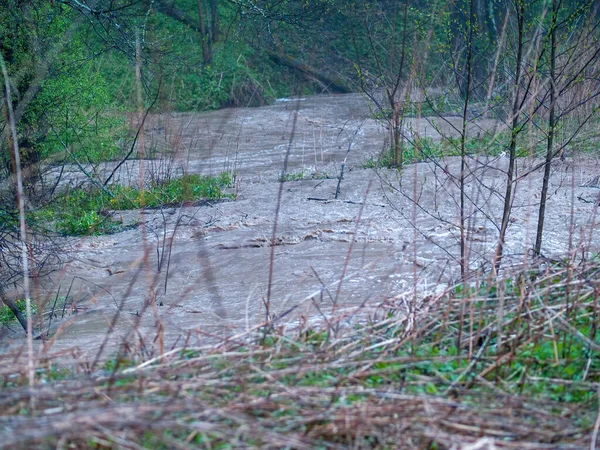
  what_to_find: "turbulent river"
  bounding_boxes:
[2,93,600,362]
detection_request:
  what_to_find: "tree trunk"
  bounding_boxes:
[3,92,17,181]
[534,0,558,257]
[456,0,476,362]
[197,0,212,64]
[460,0,475,283]
[210,0,218,43]
[265,50,352,93]
[389,0,409,168]
[391,122,402,168]
[153,1,203,34]
[0,285,27,332]
[495,2,525,272]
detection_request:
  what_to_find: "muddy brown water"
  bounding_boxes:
[2,93,600,363]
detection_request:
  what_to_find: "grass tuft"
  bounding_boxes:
[33,172,233,235]
[0,300,37,325]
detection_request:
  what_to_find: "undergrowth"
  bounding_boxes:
[33,172,233,235]
[279,170,334,182]
[0,300,37,325]
[1,261,598,448]
[363,130,539,169]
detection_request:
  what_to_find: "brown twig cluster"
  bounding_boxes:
[0,259,598,449]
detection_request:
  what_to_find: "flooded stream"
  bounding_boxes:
[2,93,600,362]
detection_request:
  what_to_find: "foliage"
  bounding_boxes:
[363,136,447,168]
[97,1,295,111]
[0,2,125,171]
[0,299,37,325]
[279,170,333,182]
[35,172,233,235]
[362,128,544,169]
[279,171,307,182]
[172,43,280,110]
[27,59,126,163]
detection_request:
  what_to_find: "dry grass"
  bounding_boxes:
[0,259,598,449]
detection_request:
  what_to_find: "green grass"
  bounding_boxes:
[362,131,534,169]
[363,136,452,168]
[252,270,598,405]
[34,172,233,235]
[279,170,333,182]
[279,171,308,182]
[0,299,38,324]
[236,270,597,405]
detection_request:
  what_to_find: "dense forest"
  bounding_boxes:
[2,0,599,172]
[2,0,600,448]
[1,0,595,161]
